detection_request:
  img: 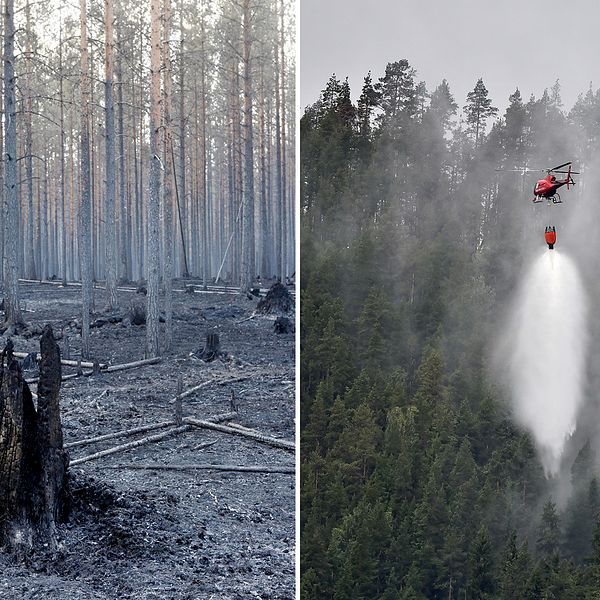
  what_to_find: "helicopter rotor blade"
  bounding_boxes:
[495,168,544,173]
[548,161,572,172]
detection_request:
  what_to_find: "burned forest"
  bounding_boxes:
[0,0,296,597]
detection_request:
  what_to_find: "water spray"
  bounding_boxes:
[505,251,588,476]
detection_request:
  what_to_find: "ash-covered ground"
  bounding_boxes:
[0,280,295,600]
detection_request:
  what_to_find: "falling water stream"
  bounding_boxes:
[506,251,588,476]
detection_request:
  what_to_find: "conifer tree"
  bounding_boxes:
[357,72,378,140]
[429,79,457,131]
[464,78,498,148]
[375,59,417,127]
[536,499,561,559]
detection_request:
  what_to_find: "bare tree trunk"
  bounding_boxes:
[59,16,67,286]
[258,63,268,278]
[132,102,141,280]
[68,115,76,281]
[139,24,146,281]
[200,18,209,287]
[274,37,282,281]
[162,0,174,350]
[178,2,188,277]
[116,31,128,282]
[240,0,255,293]
[146,0,161,358]
[2,0,23,327]
[80,0,93,358]
[104,0,117,309]
[0,49,3,286]
[279,0,287,281]
[24,0,36,280]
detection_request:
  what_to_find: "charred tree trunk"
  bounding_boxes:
[195,332,225,362]
[0,326,69,552]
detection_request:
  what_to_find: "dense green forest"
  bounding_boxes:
[300,61,600,599]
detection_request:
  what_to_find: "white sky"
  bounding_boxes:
[300,0,600,115]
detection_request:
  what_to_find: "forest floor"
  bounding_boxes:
[0,279,296,600]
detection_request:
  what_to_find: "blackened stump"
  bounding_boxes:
[0,324,69,552]
[196,333,222,362]
[274,316,294,334]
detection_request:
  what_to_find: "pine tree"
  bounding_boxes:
[469,525,495,598]
[357,71,378,140]
[375,59,417,128]
[499,531,531,600]
[536,499,561,559]
[429,79,457,131]
[2,0,24,329]
[464,78,498,148]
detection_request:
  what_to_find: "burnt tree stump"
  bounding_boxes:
[195,333,223,362]
[274,316,295,334]
[0,325,69,552]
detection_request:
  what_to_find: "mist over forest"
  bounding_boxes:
[301,59,600,598]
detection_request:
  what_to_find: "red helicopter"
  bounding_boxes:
[532,162,578,204]
[496,161,580,250]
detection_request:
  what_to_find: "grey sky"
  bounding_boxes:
[301,0,600,115]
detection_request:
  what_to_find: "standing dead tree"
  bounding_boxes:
[0,325,69,552]
[2,0,24,330]
[79,0,93,358]
[104,0,118,310]
[146,0,162,358]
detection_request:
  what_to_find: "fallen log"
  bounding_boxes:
[104,357,161,373]
[29,358,163,386]
[13,351,106,370]
[227,422,261,435]
[27,370,93,385]
[104,463,295,474]
[65,420,174,449]
[65,411,237,450]
[170,376,249,404]
[184,417,295,452]
[70,425,192,466]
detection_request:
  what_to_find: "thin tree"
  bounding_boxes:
[146,0,161,357]
[24,0,36,280]
[240,0,255,293]
[104,0,117,308]
[162,0,174,350]
[80,0,93,357]
[116,27,128,281]
[58,13,67,286]
[464,78,498,149]
[279,0,286,281]
[2,0,23,328]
